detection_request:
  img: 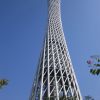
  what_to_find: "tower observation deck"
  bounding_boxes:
[30,0,82,100]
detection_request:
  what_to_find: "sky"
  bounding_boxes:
[0,0,100,100]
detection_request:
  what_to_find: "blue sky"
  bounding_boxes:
[0,0,100,100]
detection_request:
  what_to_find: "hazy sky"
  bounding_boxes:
[0,0,100,100]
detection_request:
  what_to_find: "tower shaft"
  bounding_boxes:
[30,0,82,100]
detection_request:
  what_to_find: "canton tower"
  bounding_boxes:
[30,0,82,100]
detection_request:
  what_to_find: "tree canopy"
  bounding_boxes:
[87,55,100,75]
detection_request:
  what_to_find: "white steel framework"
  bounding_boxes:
[30,0,82,100]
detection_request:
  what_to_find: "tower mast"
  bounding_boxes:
[30,0,82,100]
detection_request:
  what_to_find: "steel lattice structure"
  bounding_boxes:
[30,0,82,100]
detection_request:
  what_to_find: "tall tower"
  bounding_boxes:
[30,0,82,100]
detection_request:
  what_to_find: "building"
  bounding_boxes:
[30,0,82,100]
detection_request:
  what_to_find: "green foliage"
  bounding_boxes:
[84,95,94,100]
[59,96,66,100]
[0,79,8,89]
[87,55,100,75]
[90,69,100,75]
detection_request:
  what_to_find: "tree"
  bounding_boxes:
[0,79,8,89]
[84,95,94,100]
[87,55,100,75]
